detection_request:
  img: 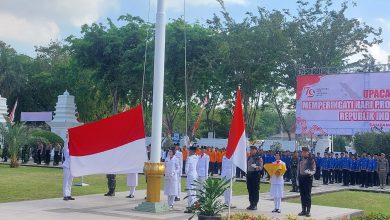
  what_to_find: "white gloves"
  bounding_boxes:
[304,169,315,176]
[251,164,257,168]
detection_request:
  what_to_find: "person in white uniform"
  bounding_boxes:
[62,133,75,201]
[196,146,210,190]
[270,151,285,213]
[174,144,183,201]
[184,146,198,213]
[164,148,180,208]
[221,154,236,206]
[126,173,138,198]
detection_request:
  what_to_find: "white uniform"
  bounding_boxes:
[196,153,210,188]
[174,150,183,197]
[185,154,198,207]
[221,155,235,205]
[270,160,285,210]
[164,156,180,207]
[62,143,73,198]
[127,173,138,196]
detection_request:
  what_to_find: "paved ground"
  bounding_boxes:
[0,189,363,220]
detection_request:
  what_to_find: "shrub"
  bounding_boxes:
[353,213,390,220]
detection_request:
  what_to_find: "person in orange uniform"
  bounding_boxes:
[216,148,223,175]
[209,147,217,176]
[182,146,189,175]
[196,145,202,156]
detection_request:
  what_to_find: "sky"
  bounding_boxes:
[1,0,390,64]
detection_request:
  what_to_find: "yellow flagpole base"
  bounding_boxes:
[144,162,165,202]
[134,162,168,213]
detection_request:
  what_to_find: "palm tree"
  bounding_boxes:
[0,116,34,168]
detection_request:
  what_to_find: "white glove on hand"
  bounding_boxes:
[251,164,257,169]
[171,172,176,177]
[304,169,315,176]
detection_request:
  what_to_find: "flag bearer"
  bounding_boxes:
[196,146,210,190]
[164,148,180,209]
[221,154,235,207]
[184,146,199,213]
[126,173,138,198]
[174,144,183,201]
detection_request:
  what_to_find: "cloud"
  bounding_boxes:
[0,0,120,47]
[377,18,390,30]
[0,12,60,45]
[161,0,248,11]
[368,44,390,64]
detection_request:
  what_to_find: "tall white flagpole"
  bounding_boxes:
[150,0,166,163]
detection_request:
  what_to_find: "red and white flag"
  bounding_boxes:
[225,87,247,173]
[9,98,18,123]
[68,105,147,177]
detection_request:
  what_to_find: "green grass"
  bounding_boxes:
[0,164,266,203]
[285,191,390,215]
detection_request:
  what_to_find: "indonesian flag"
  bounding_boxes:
[226,87,247,173]
[68,105,147,177]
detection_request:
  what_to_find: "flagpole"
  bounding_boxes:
[135,0,168,212]
[228,167,234,220]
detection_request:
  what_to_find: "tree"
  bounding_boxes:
[0,119,37,167]
[68,15,152,115]
[333,136,347,152]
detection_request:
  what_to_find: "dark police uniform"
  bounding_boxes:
[298,152,316,217]
[246,152,263,210]
[105,174,116,196]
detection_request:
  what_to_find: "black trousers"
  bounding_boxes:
[246,171,260,207]
[315,167,321,180]
[350,172,356,185]
[182,160,186,174]
[329,169,334,183]
[209,162,215,175]
[106,174,116,192]
[360,170,368,187]
[299,175,313,213]
[335,170,342,183]
[374,171,379,186]
[342,169,350,186]
[368,172,373,187]
[322,169,329,184]
[37,150,42,164]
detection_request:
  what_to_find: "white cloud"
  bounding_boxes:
[0,0,120,47]
[377,17,390,30]
[161,0,248,11]
[368,44,390,64]
[0,12,60,45]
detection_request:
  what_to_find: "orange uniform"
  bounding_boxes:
[182,148,188,161]
[216,150,223,163]
[209,150,217,163]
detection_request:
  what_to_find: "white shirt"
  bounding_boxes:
[197,153,210,177]
[185,155,198,178]
[221,155,236,179]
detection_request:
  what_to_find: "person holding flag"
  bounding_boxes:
[264,151,287,213]
[225,86,259,211]
[221,153,236,207]
[164,148,180,209]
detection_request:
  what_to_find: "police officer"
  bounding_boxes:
[378,153,389,189]
[104,174,116,196]
[290,151,299,192]
[246,146,263,210]
[298,147,316,217]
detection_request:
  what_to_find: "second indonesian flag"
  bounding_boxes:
[68,105,147,177]
[225,87,247,173]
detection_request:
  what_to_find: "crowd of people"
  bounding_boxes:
[1,142,64,166]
